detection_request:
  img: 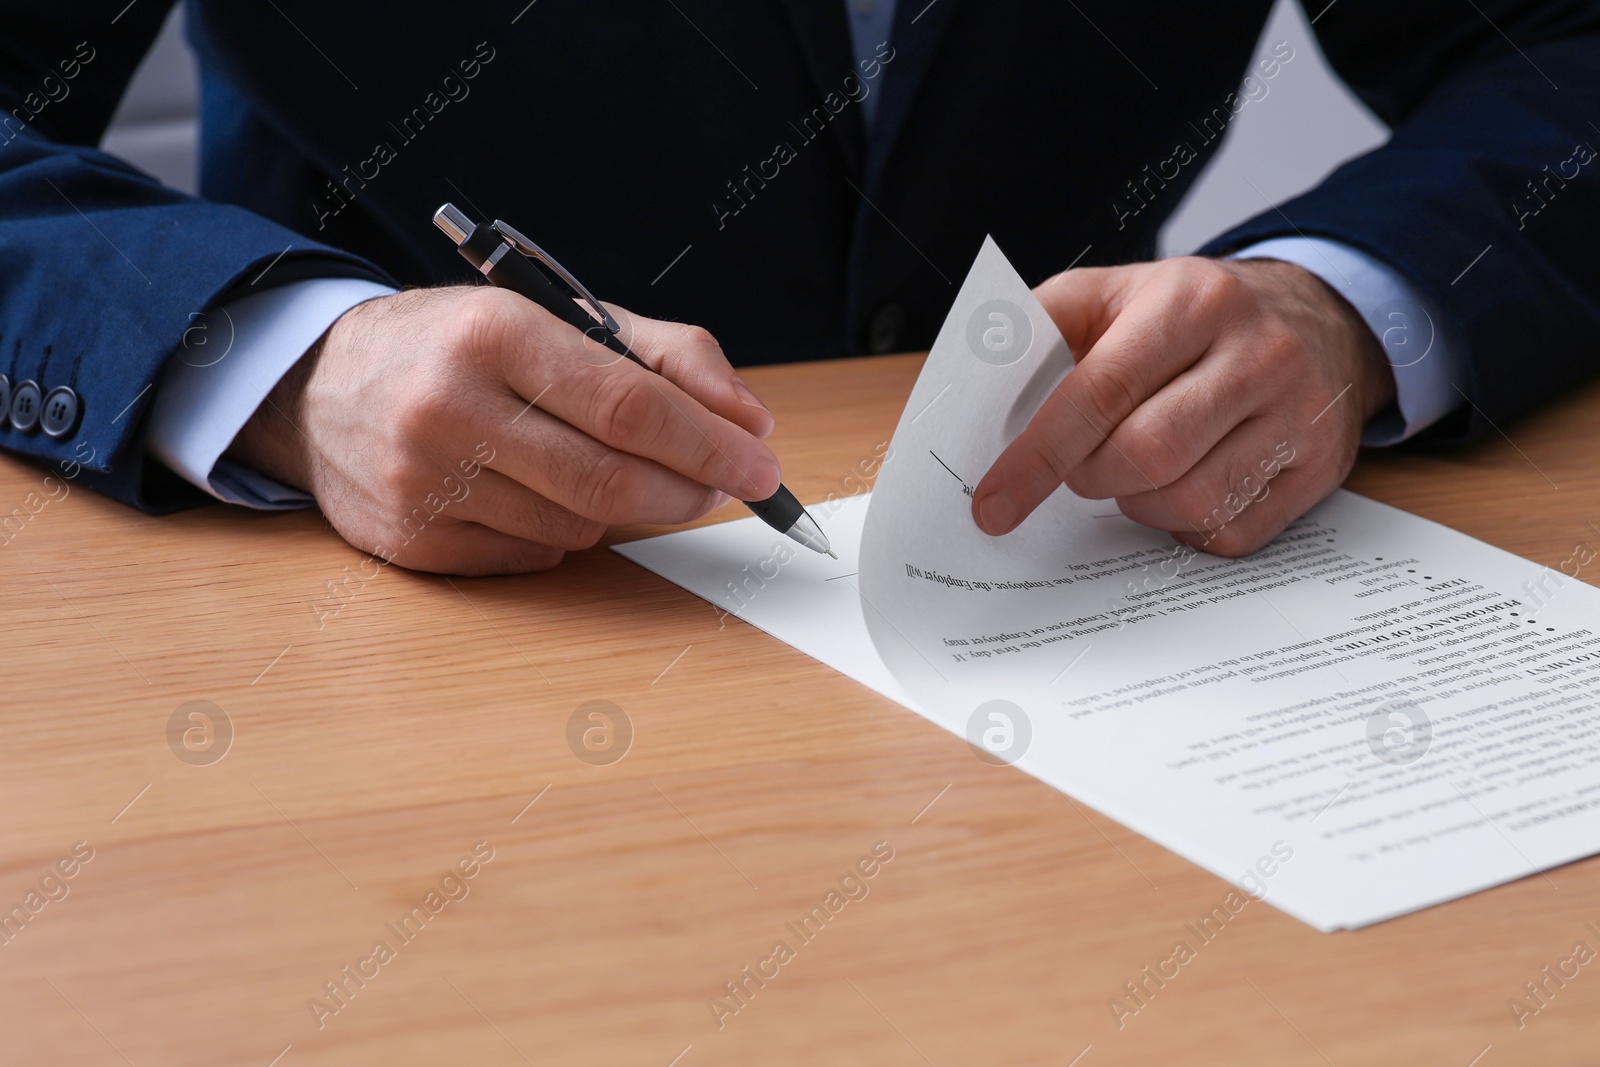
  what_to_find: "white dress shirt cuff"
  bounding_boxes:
[1227,236,1466,445]
[145,278,395,509]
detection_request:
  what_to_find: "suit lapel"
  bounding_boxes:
[773,0,964,190]
[863,0,962,191]
[776,0,867,175]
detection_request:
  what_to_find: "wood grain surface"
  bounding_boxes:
[2,352,1598,1066]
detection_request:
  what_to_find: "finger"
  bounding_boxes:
[974,264,1231,534]
[1112,420,1309,556]
[1172,466,1322,557]
[485,305,781,502]
[460,466,727,546]
[484,396,729,525]
[609,308,776,440]
[381,518,566,577]
[1031,266,1133,354]
[1065,348,1259,500]
[451,467,610,550]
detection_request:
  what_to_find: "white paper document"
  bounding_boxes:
[616,238,1600,931]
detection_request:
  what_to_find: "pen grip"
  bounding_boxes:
[483,249,647,369]
[743,485,803,532]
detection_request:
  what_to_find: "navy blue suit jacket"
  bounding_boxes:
[1,1,1597,511]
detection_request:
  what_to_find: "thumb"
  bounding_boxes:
[1031,264,1136,357]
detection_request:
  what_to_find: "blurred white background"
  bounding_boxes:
[101,0,1390,259]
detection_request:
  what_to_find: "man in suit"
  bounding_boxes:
[1,1,1595,574]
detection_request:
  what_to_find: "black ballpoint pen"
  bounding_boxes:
[432,203,835,558]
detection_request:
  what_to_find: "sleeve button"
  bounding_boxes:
[9,380,41,433]
[41,386,82,439]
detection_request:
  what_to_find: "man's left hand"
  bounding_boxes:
[973,256,1397,556]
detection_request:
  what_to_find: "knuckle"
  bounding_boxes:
[379,542,432,572]
[1167,479,1224,529]
[1220,450,1260,499]
[1078,365,1143,430]
[1120,424,1186,488]
[456,543,567,577]
[449,287,521,360]
[392,380,454,441]
[369,528,449,574]
[1186,257,1240,304]
[1202,526,1256,558]
[581,452,646,522]
[1019,434,1075,492]
[677,323,722,352]
[590,373,665,451]
[515,546,567,573]
[533,511,606,551]
[1248,322,1303,374]
[1060,465,1099,499]
[371,458,426,511]
[1255,320,1300,355]
[567,519,608,551]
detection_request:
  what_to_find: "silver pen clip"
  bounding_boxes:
[490,220,621,336]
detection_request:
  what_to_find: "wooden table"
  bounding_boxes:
[4,353,1598,1066]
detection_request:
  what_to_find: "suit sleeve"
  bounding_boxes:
[1200,0,1600,443]
[0,1,390,512]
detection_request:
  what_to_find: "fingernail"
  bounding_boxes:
[977,492,1019,534]
[731,377,770,414]
[740,456,781,500]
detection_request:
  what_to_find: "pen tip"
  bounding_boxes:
[828,548,839,560]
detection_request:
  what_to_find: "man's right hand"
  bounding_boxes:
[228,286,782,575]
